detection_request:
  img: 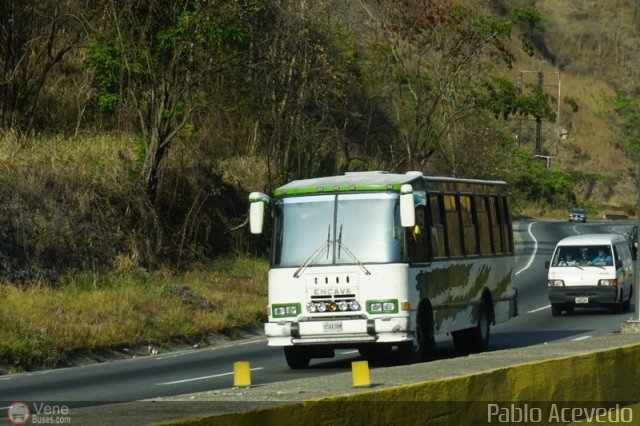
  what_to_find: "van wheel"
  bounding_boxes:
[623,287,632,312]
[284,346,310,369]
[551,304,562,316]
[452,298,491,353]
[611,295,624,314]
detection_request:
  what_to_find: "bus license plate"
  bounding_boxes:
[323,321,343,333]
[575,296,589,304]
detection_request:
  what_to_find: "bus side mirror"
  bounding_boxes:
[249,192,271,234]
[544,260,550,269]
[400,184,415,228]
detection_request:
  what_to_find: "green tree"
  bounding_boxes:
[84,0,260,253]
[363,0,517,170]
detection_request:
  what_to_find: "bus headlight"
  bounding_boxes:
[272,303,301,318]
[599,279,618,286]
[366,299,398,314]
[547,280,564,287]
[306,299,361,313]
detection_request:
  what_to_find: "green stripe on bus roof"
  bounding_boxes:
[274,183,402,196]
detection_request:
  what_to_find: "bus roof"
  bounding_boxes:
[274,171,507,197]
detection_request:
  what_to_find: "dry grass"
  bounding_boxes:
[0,256,268,370]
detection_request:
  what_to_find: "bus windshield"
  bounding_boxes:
[272,193,403,268]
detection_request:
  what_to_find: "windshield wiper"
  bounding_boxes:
[337,225,371,276]
[293,225,331,278]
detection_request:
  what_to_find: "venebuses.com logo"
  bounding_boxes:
[6,402,72,424]
[7,402,30,425]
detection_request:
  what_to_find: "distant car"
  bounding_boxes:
[629,225,637,259]
[568,208,587,222]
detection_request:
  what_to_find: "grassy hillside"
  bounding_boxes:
[501,0,639,215]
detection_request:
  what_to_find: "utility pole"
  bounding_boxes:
[534,72,543,157]
[517,70,561,165]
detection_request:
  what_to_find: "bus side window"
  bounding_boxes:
[460,194,477,256]
[475,195,491,255]
[489,196,503,254]
[444,194,462,257]
[428,193,447,258]
[500,197,512,254]
[408,205,431,263]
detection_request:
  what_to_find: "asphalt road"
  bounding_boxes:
[0,220,636,416]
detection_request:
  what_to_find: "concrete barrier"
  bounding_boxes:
[158,338,640,426]
[604,214,629,220]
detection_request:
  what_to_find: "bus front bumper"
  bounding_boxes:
[264,316,411,346]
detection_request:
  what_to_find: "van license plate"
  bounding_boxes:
[323,321,342,333]
[575,297,589,304]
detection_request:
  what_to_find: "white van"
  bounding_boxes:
[546,233,634,316]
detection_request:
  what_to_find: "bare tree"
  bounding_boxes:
[96,0,255,200]
[0,0,97,131]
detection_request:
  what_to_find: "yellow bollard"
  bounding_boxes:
[351,360,371,387]
[233,361,252,387]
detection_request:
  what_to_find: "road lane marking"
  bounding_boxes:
[155,353,191,360]
[157,367,264,386]
[516,222,538,276]
[571,336,592,341]
[527,304,550,313]
[340,350,360,355]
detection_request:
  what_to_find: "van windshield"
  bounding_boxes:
[552,245,613,267]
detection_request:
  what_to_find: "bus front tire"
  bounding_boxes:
[398,307,435,364]
[284,346,310,369]
[551,303,562,316]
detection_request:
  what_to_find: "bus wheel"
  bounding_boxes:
[452,298,490,353]
[284,346,310,369]
[398,307,435,364]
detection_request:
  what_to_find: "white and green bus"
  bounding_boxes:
[250,171,517,369]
